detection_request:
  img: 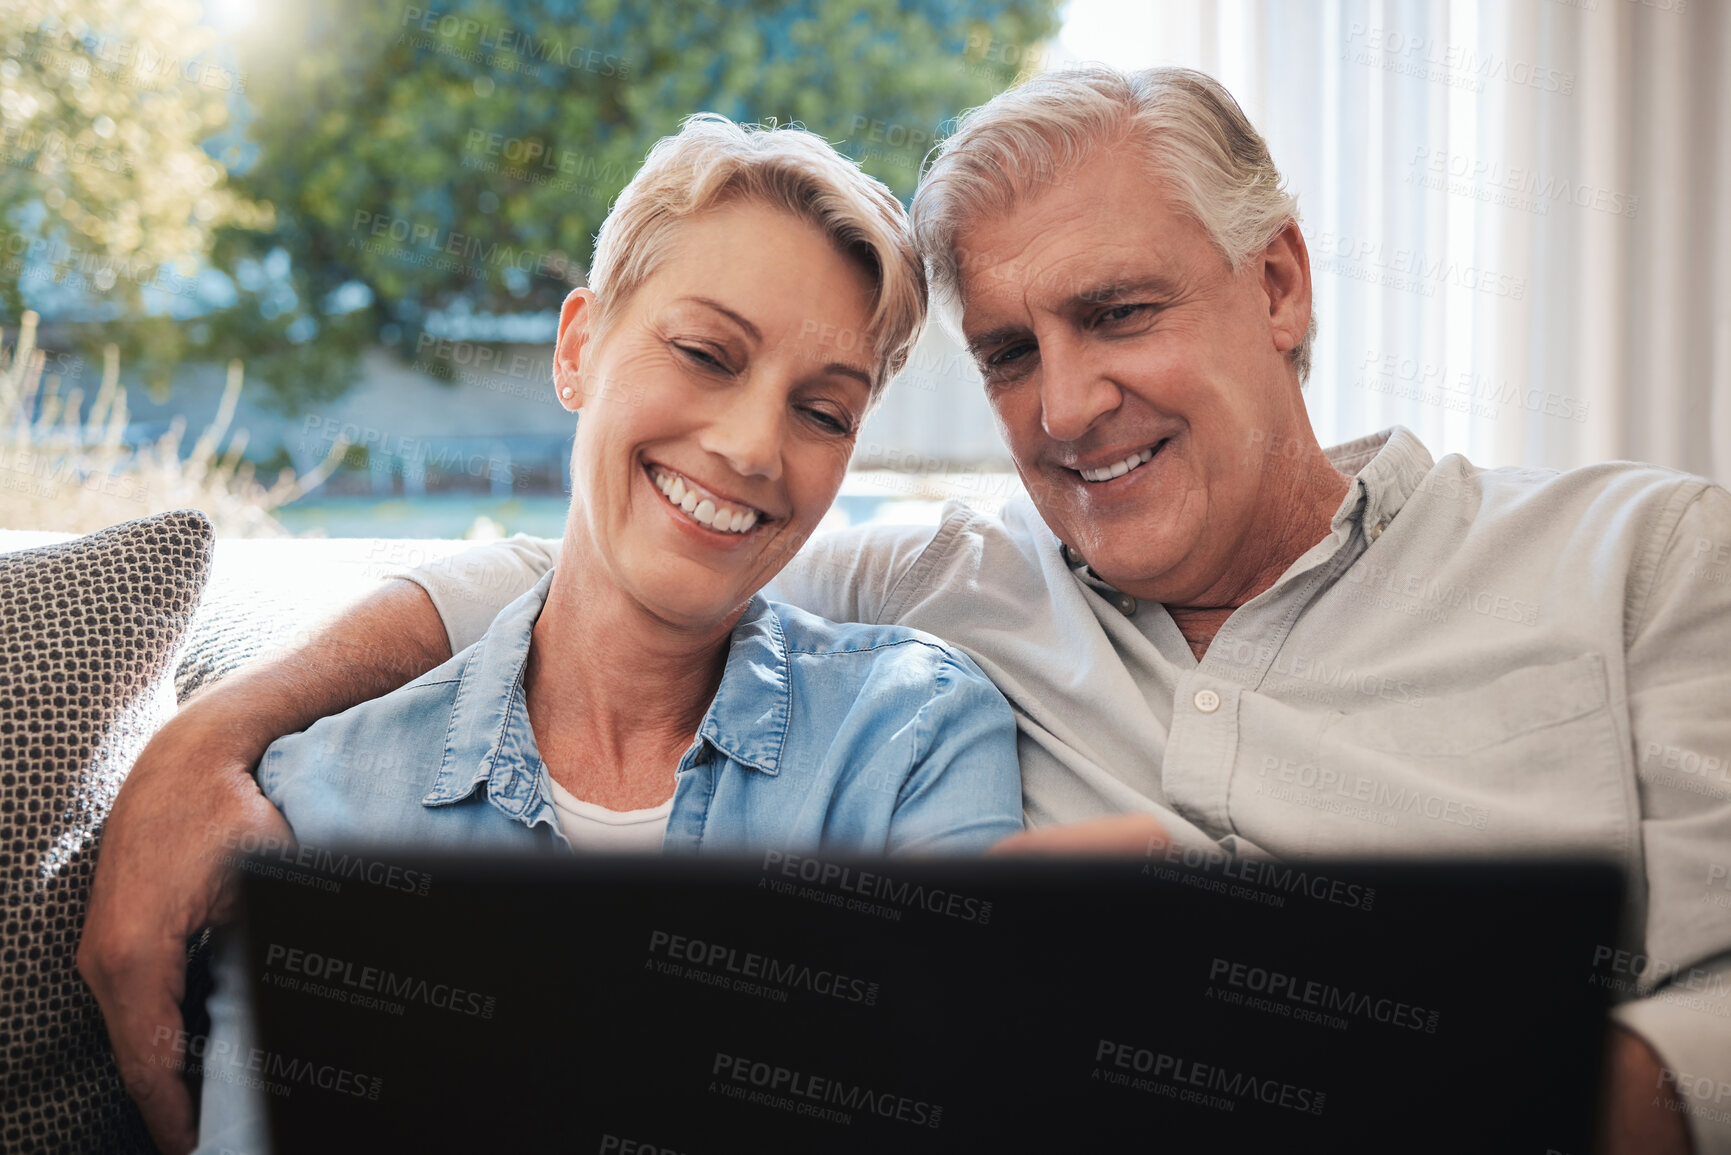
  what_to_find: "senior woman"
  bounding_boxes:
[189,115,1021,1154]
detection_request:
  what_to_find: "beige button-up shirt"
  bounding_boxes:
[412,427,1731,1149]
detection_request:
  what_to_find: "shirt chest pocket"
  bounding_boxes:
[1315,653,1633,854]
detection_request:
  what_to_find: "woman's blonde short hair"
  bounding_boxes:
[913,66,1313,383]
[588,114,926,397]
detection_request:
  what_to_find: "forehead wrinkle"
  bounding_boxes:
[957,189,1192,345]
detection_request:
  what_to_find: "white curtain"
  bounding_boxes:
[1054,0,1731,485]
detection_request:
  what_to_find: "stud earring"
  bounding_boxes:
[560,386,574,399]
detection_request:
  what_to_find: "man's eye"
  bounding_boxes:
[803,407,852,435]
[1098,303,1146,325]
[986,341,1035,369]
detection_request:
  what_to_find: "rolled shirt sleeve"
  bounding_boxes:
[885,649,1025,855]
[399,533,557,654]
[1614,481,1731,1152]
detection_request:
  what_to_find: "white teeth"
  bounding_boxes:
[1079,445,1157,483]
[649,467,762,534]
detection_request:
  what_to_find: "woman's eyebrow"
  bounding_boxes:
[678,295,873,386]
[823,361,873,389]
[679,296,762,341]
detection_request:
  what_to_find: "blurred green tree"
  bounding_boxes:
[0,0,269,317]
[3,0,1060,408]
[170,0,1061,407]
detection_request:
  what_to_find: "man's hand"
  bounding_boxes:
[988,812,1169,856]
[78,702,291,1155]
[1597,1026,1694,1155]
[77,579,451,1154]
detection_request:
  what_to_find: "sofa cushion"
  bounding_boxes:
[0,509,214,1154]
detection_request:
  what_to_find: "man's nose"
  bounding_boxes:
[1039,340,1120,442]
[699,382,785,482]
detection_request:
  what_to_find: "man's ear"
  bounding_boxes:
[553,288,598,411]
[1260,221,1311,369]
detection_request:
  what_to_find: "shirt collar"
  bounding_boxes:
[694,595,791,776]
[424,573,793,817]
[1324,425,1435,539]
[424,569,553,819]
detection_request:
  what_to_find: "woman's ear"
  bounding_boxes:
[553,288,598,411]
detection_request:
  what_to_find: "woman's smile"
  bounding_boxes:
[644,460,766,538]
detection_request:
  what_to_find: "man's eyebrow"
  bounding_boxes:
[1068,274,1183,305]
[963,274,1184,357]
[679,296,762,342]
[964,324,1030,360]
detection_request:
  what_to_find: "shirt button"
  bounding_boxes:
[1114,594,1137,616]
[1193,689,1221,713]
[1369,517,1389,542]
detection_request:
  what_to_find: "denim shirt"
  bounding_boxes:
[257,569,1023,855]
[194,571,1022,1154]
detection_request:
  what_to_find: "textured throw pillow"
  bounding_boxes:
[0,509,214,1154]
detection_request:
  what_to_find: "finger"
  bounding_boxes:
[987,813,1169,856]
[91,945,198,1155]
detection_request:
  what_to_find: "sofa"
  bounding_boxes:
[0,511,473,1153]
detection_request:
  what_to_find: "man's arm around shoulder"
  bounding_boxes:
[78,578,452,1155]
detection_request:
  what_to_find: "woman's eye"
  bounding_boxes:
[675,343,727,371]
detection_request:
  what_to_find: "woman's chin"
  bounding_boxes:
[627,573,757,632]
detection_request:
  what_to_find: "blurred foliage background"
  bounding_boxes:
[1,0,1061,411]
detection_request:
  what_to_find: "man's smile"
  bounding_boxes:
[1071,438,1170,484]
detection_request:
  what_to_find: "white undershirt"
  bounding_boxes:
[546,776,672,853]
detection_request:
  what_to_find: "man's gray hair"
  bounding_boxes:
[913,65,1314,383]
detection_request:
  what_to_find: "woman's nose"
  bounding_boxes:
[698,384,785,482]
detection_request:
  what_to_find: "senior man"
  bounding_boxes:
[83,66,1727,1153]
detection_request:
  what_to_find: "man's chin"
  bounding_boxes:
[1064,534,1191,597]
